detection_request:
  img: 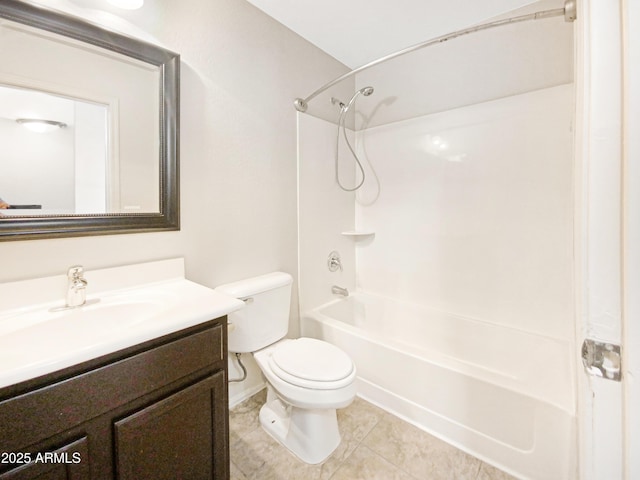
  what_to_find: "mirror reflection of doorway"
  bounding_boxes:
[0,84,110,215]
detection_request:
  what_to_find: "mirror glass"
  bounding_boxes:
[0,1,179,239]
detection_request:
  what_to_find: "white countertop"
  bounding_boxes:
[0,259,244,389]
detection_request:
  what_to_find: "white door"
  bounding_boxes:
[622,1,640,478]
[575,1,627,478]
[577,0,640,477]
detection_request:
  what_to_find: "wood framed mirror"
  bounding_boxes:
[0,0,179,240]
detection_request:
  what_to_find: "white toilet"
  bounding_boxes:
[215,272,357,464]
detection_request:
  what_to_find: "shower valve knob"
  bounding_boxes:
[327,251,343,272]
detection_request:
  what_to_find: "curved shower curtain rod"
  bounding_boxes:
[293,0,577,112]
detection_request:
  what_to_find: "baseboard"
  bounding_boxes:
[228,381,266,408]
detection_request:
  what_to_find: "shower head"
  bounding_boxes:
[359,86,374,96]
[340,86,375,112]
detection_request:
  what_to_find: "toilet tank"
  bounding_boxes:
[215,272,293,353]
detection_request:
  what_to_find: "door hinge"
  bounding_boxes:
[581,339,621,381]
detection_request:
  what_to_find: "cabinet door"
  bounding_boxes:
[114,372,228,480]
[0,437,89,480]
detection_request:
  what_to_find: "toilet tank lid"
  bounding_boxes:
[214,271,292,298]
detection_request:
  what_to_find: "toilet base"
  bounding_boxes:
[259,387,341,464]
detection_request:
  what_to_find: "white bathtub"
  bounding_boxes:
[301,292,576,480]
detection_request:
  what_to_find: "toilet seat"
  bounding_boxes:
[268,338,355,390]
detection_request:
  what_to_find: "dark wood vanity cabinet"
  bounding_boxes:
[0,318,230,480]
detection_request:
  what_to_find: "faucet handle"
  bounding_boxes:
[65,265,88,308]
[327,251,343,272]
[67,265,87,286]
[67,265,84,278]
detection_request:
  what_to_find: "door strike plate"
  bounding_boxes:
[581,338,621,381]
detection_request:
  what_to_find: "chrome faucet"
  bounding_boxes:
[331,285,349,297]
[66,265,88,307]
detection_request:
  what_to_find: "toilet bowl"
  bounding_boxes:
[215,272,357,464]
[254,338,357,409]
[253,338,357,463]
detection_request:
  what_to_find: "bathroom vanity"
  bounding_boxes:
[0,319,227,479]
[0,259,244,480]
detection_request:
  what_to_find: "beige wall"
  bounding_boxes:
[0,0,350,401]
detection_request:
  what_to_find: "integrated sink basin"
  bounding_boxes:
[0,298,163,338]
[0,259,244,389]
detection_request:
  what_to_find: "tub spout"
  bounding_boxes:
[331,285,349,297]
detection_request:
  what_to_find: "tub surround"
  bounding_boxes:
[354,85,574,340]
[297,113,357,312]
[297,84,576,478]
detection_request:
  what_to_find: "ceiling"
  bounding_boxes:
[244,0,542,69]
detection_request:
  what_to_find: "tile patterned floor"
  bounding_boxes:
[229,390,516,480]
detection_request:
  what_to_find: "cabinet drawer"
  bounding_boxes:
[0,437,89,480]
[0,324,223,453]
